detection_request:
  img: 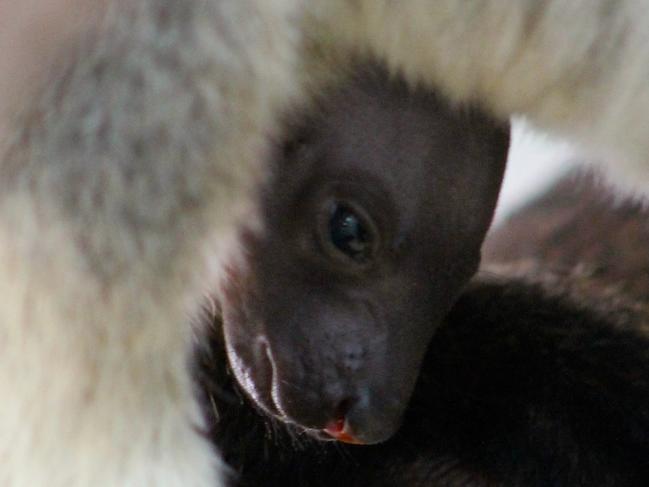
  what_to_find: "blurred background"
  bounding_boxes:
[493,119,577,226]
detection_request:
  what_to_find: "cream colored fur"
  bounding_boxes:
[310,0,649,193]
[0,0,300,485]
[2,0,649,486]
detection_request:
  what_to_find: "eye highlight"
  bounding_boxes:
[320,201,377,265]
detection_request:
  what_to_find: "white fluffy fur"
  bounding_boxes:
[2,0,649,486]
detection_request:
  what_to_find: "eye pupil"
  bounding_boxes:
[329,205,371,261]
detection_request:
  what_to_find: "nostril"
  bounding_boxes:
[343,343,365,371]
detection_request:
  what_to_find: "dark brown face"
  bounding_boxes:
[220,63,510,445]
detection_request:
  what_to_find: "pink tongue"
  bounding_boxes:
[324,418,364,445]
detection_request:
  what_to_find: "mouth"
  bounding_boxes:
[300,424,363,444]
[323,417,365,444]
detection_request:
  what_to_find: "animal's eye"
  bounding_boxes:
[323,202,376,264]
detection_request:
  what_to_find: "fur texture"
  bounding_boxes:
[197,171,649,486]
[0,1,300,485]
[308,1,649,192]
[3,0,649,485]
[218,60,509,446]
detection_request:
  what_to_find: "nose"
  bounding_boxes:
[321,388,402,445]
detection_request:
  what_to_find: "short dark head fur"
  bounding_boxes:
[218,62,510,444]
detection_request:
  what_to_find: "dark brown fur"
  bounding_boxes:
[216,62,510,445]
[219,65,509,443]
[196,170,649,486]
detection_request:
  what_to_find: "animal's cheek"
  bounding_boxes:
[223,327,279,417]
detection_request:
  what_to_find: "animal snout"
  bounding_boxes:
[321,385,402,445]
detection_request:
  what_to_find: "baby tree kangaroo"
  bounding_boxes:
[198,125,649,485]
[216,62,510,445]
